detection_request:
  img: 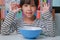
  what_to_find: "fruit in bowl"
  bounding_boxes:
[18,27,42,39]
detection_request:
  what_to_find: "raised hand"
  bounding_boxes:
[40,2,50,14]
[9,2,21,13]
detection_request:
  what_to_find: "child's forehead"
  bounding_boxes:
[23,3,35,5]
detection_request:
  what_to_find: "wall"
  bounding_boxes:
[55,13,60,36]
[52,0,60,6]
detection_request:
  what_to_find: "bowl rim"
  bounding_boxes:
[20,27,42,30]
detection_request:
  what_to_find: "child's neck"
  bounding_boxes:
[23,16,36,24]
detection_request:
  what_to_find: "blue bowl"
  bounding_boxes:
[19,27,42,39]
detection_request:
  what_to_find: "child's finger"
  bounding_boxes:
[48,3,50,7]
[12,8,21,13]
[42,2,46,7]
[16,8,21,12]
[17,4,20,8]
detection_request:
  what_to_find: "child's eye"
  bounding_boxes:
[31,5,36,7]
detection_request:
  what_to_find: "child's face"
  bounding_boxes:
[22,4,36,18]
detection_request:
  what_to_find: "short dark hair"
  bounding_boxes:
[20,0,38,7]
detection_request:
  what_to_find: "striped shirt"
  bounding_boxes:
[1,11,55,37]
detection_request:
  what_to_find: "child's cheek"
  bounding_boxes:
[22,8,27,12]
[32,9,36,13]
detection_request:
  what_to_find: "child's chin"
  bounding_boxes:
[27,16,32,18]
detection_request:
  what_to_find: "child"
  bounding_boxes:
[1,0,55,37]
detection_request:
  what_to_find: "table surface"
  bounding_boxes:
[0,33,60,40]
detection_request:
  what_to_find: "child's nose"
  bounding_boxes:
[27,6,31,10]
